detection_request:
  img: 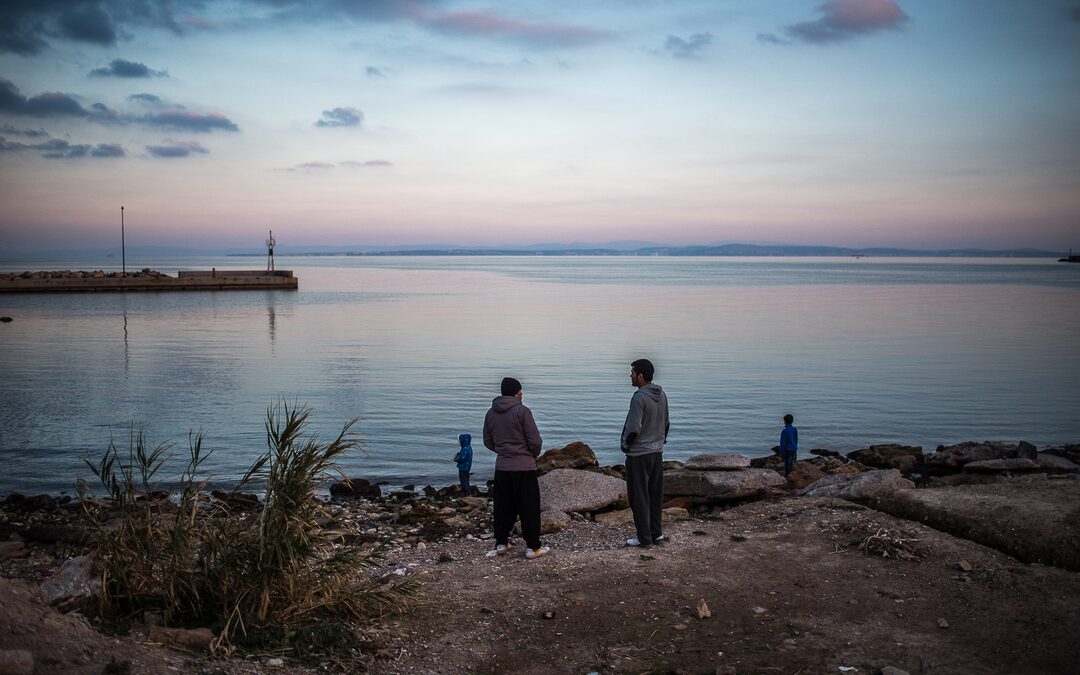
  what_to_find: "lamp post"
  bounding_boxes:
[120,206,126,277]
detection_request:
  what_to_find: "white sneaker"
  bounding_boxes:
[524,546,550,560]
[485,544,511,558]
[655,535,665,544]
[626,537,644,547]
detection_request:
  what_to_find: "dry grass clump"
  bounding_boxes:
[80,401,416,656]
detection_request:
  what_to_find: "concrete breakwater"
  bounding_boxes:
[0,268,298,292]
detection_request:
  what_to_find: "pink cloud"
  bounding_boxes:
[787,0,910,43]
[414,9,611,47]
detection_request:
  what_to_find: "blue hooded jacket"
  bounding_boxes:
[779,424,798,456]
[455,433,473,472]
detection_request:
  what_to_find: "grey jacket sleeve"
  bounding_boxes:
[621,392,644,451]
[522,407,543,457]
[483,410,495,451]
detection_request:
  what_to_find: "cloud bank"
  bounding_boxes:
[315,107,363,128]
[413,9,612,48]
[663,33,712,59]
[146,139,208,158]
[0,135,125,159]
[1,78,239,131]
[785,0,910,44]
[90,59,167,78]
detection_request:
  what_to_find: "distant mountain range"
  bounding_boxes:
[229,243,1061,258]
[9,242,1063,260]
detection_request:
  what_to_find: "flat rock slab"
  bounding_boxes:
[539,468,626,513]
[964,458,1041,472]
[684,454,751,471]
[1037,453,1080,473]
[847,444,923,472]
[797,469,914,502]
[870,477,1080,571]
[664,468,784,502]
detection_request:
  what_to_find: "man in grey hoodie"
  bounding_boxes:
[621,358,670,547]
[483,377,549,559]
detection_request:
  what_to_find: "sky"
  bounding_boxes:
[1,0,1079,254]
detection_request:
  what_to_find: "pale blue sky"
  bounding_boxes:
[1,0,1078,253]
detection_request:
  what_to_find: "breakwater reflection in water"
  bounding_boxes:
[0,256,1078,495]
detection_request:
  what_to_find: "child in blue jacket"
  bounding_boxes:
[454,433,473,496]
[779,414,798,477]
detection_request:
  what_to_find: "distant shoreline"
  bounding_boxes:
[226,245,1062,259]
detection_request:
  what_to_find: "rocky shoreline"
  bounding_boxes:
[1,439,1079,673]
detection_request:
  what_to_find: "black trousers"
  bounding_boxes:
[493,469,542,550]
[625,452,664,545]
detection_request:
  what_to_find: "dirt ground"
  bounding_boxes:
[376,495,1080,674]
[3,489,1080,674]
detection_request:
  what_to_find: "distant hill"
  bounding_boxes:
[13,242,1061,260]
[234,243,1059,258]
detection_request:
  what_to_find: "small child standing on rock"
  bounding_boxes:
[454,433,473,497]
[779,414,798,477]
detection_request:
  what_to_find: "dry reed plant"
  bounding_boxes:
[80,401,417,657]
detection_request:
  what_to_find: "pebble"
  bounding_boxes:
[266,657,285,667]
[696,598,711,619]
[937,618,950,629]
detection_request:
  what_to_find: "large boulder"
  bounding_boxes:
[594,507,690,524]
[40,556,101,609]
[664,468,784,503]
[540,510,570,534]
[847,444,923,473]
[1043,444,1080,465]
[1037,453,1080,473]
[684,454,751,471]
[806,456,866,475]
[797,469,913,502]
[785,462,826,490]
[870,478,1080,571]
[329,477,381,499]
[750,454,784,470]
[924,441,1036,471]
[539,468,626,513]
[536,441,598,473]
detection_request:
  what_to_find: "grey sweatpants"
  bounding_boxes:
[625,452,663,545]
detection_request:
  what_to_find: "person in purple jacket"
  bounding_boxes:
[483,377,549,560]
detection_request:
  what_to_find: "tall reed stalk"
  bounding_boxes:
[81,401,416,655]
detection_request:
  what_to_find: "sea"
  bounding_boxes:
[1,256,1078,496]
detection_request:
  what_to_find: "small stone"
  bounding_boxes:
[937,618,950,629]
[415,542,427,551]
[266,657,285,667]
[696,598,711,619]
[147,626,216,652]
[958,560,973,572]
[0,540,26,560]
[752,606,767,614]
[542,610,555,620]
[673,623,687,630]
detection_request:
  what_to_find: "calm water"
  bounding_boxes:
[1,256,1078,495]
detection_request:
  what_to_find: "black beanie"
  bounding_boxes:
[500,377,522,396]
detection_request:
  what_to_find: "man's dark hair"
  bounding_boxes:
[784,413,794,425]
[500,377,522,396]
[630,358,655,382]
